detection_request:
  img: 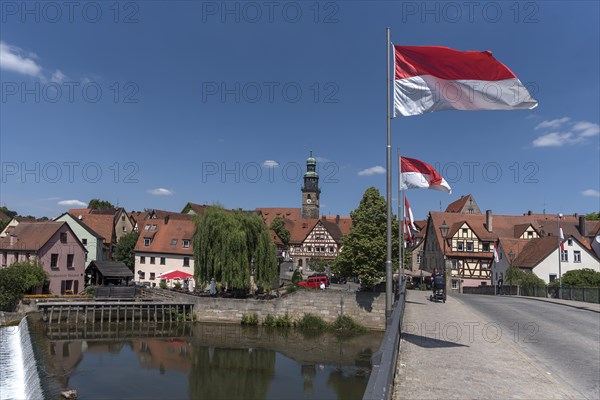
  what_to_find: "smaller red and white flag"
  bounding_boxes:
[400,157,452,193]
[404,218,413,247]
[493,240,499,263]
[404,196,417,231]
[559,225,565,251]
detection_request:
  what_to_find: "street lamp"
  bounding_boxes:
[439,221,449,290]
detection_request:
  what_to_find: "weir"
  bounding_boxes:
[0,317,44,400]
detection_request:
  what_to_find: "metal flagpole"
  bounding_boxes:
[385,27,393,321]
[557,213,562,299]
[398,150,404,285]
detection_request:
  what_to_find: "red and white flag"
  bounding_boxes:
[493,240,499,263]
[400,157,452,193]
[404,196,417,231]
[559,225,565,251]
[393,46,538,116]
[404,218,413,247]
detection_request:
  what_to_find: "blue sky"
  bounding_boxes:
[1,1,599,220]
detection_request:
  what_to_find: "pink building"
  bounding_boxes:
[0,221,87,294]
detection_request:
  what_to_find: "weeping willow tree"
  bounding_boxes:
[194,207,278,290]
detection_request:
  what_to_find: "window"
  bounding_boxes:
[527,231,533,238]
[25,253,31,260]
[481,282,487,286]
[171,239,178,246]
[307,246,312,252]
[451,280,458,290]
[298,259,303,267]
[561,250,568,262]
[60,232,67,243]
[574,251,581,262]
[122,226,127,232]
[183,257,190,267]
[160,257,166,265]
[417,251,423,265]
[466,242,474,252]
[329,246,334,252]
[144,224,150,231]
[82,238,87,246]
[67,254,74,268]
[467,208,474,214]
[150,257,155,264]
[51,253,59,268]
[139,271,145,279]
[462,228,468,236]
[140,256,146,264]
[567,238,573,246]
[121,215,125,221]
[150,272,156,280]
[150,224,157,231]
[14,252,19,262]
[2,252,7,266]
[456,241,464,251]
[144,238,151,246]
[183,240,190,248]
[549,274,557,282]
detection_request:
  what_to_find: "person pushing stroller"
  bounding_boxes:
[430,268,447,303]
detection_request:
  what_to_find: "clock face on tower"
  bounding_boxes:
[306,198,312,204]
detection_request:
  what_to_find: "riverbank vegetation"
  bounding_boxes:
[240,312,367,335]
[0,262,48,311]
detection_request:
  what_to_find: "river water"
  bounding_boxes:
[3,316,383,399]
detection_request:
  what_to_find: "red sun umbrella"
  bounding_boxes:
[157,270,194,280]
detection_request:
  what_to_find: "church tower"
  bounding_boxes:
[301,151,320,219]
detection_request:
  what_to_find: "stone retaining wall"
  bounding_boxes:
[160,289,386,330]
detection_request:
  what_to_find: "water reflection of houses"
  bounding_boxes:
[46,340,84,387]
[131,339,193,372]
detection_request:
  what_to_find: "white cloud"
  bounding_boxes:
[147,188,175,196]
[358,166,385,176]
[58,199,87,207]
[532,132,575,147]
[0,41,43,77]
[262,160,279,168]
[315,156,330,163]
[51,69,67,84]
[535,117,570,130]
[572,121,600,138]
[582,189,600,198]
[533,119,599,147]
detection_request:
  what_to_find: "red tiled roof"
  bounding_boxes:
[71,213,115,245]
[0,221,64,251]
[445,195,472,213]
[135,218,195,255]
[512,236,558,269]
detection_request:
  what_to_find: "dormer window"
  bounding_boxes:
[527,231,533,238]
[144,224,150,231]
[144,238,151,246]
[462,228,468,236]
[183,240,190,248]
[171,239,178,246]
[150,225,157,231]
[567,238,573,246]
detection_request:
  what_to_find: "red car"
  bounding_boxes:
[297,275,330,289]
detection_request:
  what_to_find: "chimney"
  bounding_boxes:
[486,210,493,232]
[578,215,586,236]
[164,215,170,225]
[336,215,340,224]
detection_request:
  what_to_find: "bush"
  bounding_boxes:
[291,269,302,284]
[263,314,277,327]
[275,313,293,327]
[295,314,328,330]
[85,286,95,297]
[0,261,48,311]
[241,313,259,325]
[173,281,182,289]
[329,315,367,335]
[159,280,167,289]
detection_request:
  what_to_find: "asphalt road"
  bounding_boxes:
[456,294,600,400]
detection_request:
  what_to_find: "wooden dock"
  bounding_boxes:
[37,301,195,324]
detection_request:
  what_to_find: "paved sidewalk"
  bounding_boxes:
[507,295,600,313]
[392,290,581,400]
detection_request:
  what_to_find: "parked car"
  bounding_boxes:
[297,274,330,289]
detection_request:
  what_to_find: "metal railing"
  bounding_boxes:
[363,277,407,400]
[462,285,600,304]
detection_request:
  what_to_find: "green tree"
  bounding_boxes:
[504,267,545,288]
[88,199,115,210]
[194,207,277,290]
[270,216,290,247]
[0,206,18,219]
[0,261,48,311]
[308,257,333,273]
[584,212,599,220]
[114,231,139,272]
[333,187,399,289]
[559,268,600,287]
